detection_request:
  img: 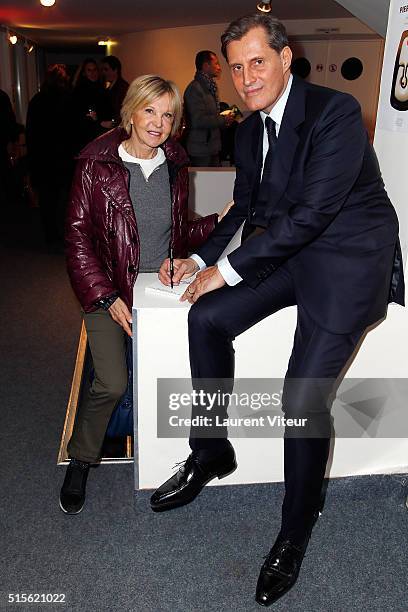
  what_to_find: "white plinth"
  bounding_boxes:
[132,274,408,490]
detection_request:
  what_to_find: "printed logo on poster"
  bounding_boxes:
[377,0,408,131]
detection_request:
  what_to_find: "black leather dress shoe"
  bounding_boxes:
[255,538,306,606]
[59,458,90,515]
[255,510,320,607]
[150,444,237,512]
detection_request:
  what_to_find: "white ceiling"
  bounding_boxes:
[1,0,353,47]
[335,0,391,36]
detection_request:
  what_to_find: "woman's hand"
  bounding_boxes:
[158,257,199,286]
[218,200,234,221]
[108,297,133,337]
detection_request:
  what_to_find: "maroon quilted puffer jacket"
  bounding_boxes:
[65,127,218,312]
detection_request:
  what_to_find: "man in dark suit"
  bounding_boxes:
[151,13,405,606]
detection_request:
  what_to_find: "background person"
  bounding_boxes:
[62,74,224,515]
[0,89,18,204]
[26,64,76,248]
[72,58,113,152]
[101,55,129,127]
[183,50,235,167]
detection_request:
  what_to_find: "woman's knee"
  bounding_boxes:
[93,372,128,402]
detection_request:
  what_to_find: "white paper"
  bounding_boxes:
[145,277,194,300]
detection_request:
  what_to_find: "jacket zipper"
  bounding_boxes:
[169,166,175,258]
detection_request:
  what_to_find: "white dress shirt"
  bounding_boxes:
[191,74,293,285]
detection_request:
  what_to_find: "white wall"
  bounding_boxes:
[117,22,242,108]
[116,18,375,108]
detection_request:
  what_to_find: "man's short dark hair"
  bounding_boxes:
[221,13,289,60]
[101,55,122,75]
[195,50,215,71]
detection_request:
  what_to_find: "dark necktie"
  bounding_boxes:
[244,116,278,233]
[264,116,277,171]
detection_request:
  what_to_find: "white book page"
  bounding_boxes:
[145,276,195,300]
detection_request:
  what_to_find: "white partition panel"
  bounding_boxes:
[188,167,235,217]
[133,275,407,490]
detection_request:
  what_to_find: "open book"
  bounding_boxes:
[145,223,245,301]
[145,276,194,300]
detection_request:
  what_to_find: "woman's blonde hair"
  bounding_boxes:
[120,74,182,137]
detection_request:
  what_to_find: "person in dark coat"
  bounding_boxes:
[101,55,129,126]
[26,64,75,246]
[72,58,113,152]
[61,74,226,515]
[183,50,235,166]
[0,89,18,202]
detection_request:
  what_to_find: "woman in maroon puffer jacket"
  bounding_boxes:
[61,75,222,515]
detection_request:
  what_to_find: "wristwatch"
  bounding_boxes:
[95,293,119,310]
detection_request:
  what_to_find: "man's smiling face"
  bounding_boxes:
[227,26,292,114]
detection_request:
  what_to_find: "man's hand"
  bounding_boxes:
[158,257,199,286]
[108,297,132,337]
[181,266,225,303]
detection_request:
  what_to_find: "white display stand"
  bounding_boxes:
[132,274,408,490]
[188,167,235,217]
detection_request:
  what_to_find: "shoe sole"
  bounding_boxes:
[150,461,237,513]
[59,499,85,515]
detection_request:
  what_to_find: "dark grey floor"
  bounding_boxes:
[1,205,407,612]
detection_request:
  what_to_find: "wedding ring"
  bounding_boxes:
[187,287,194,295]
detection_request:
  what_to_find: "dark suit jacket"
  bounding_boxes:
[196,76,405,334]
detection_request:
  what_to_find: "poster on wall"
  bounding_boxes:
[377,1,408,131]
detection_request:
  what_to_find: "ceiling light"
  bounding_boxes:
[40,0,56,6]
[257,1,272,12]
[98,39,109,46]
[9,35,18,45]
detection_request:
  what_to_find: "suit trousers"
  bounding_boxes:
[187,263,363,544]
[67,308,128,463]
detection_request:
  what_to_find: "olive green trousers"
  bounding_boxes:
[67,308,128,462]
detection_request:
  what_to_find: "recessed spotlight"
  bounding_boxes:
[40,0,56,7]
[98,40,109,46]
[257,1,272,12]
[9,35,18,45]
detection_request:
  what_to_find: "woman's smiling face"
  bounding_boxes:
[130,93,174,154]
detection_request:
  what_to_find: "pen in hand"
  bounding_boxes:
[170,248,174,289]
